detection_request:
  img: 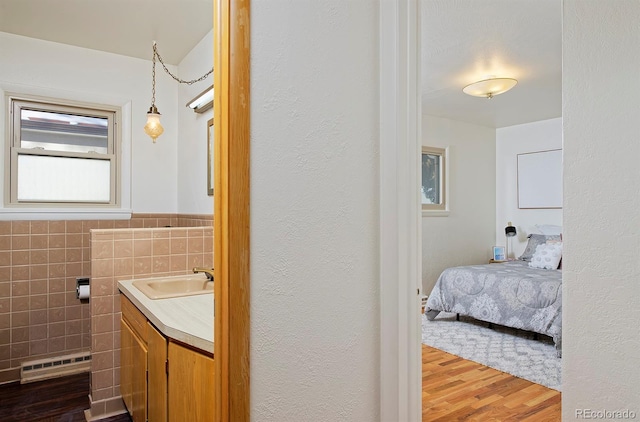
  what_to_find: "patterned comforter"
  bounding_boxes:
[425,260,562,356]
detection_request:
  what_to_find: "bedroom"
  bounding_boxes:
[420,0,563,419]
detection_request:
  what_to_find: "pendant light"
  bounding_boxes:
[144,42,213,142]
[144,42,164,142]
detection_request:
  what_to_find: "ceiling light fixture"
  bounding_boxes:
[187,85,214,113]
[462,77,518,99]
[144,41,213,142]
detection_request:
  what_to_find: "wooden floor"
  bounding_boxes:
[422,345,561,421]
[0,372,131,422]
[0,349,559,421]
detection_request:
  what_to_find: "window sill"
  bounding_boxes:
[0,207,133,221]
[422,210,449,217]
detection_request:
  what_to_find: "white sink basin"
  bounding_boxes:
[132,274,213,299]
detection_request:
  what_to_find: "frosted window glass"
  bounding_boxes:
[17,155,111,202]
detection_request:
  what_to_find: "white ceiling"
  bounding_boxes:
[422,0,562,128]
[0,0,560,128]
[0,0,212,65]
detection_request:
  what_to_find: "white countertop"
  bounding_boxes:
[118,277,214,354]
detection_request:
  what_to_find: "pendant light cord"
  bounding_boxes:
[153,42,213,86]
[151,46,157,108]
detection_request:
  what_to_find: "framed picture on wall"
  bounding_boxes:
[517,149,562,209]
[492,246,506,261]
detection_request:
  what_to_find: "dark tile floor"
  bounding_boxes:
[0,372,132,422]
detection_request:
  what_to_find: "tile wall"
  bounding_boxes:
[0,214,212,385]
[88,226,213,418]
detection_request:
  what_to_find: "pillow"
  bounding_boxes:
[529,243,563,270]
[535,224,562,236]
[519,234,561,261]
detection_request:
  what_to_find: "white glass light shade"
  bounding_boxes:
[462,78,518,98]
[187,87,214,113]
[144,109,164,142]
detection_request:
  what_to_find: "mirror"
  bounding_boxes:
[207,118,214,196]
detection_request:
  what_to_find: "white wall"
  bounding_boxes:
[177,30,214,215]
[248,2,640,420]
[421,115,496,293]
[563,1,640,419]
[496,118,563,258]
[250,1,379,420]
[0,32,179,214]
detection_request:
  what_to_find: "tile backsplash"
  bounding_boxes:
[88,225,213,417]
[0,213,212,385]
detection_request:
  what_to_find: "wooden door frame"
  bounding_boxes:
[212,1,421,420]
[213,0,250,421]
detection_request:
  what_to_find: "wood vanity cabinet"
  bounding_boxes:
[168,342,215,421]
[120,294,214,422]
[147,322,168,422]
[121,295,151,422]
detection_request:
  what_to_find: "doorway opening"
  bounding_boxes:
[418,1,563,419]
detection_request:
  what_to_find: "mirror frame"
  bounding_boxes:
[207,118,214,196]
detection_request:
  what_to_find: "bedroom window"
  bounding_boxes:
[6,94,120,207]
[421,146,447,212]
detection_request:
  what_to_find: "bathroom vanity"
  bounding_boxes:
[118,277,214,421]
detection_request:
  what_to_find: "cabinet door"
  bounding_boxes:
[122,318,148,422]
[130,327,148,422]
[120,319,133,414]
[168,342,215,421]
[147,322,168,422]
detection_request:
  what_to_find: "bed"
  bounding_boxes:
[425,259,562,356]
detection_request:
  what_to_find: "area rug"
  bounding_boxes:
[421,312,562,391]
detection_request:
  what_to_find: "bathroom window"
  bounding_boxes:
[6,95,120,206]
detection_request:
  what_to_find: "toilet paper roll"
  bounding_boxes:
[77,284,90,300]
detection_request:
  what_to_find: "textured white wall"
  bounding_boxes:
[563,1,640,419]
[496,118,563,258]
[0,32,179,214]
[421,115,496,293]
[250,1,379,420]
[177,30,214,215]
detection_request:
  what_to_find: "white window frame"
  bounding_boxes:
[5,92,122,209]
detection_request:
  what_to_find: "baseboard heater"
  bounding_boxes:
[20,351,91,384]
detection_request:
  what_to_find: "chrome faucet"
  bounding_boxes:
[193,267,214,282]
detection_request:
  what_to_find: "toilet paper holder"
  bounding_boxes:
[76,277,90,300]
